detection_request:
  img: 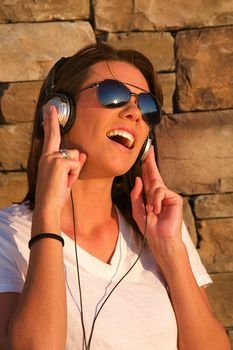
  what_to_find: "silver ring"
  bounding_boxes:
[59,149,70,159]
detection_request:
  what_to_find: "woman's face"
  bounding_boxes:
[65,60,150,179]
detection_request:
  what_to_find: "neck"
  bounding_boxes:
[61,177,116,239]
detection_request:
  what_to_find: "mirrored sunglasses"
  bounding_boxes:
[78,79,162,127]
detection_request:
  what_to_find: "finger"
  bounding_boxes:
[151,187,166,215]
[42,105,61,155]
[67,153,86,187]
[143,145,164,184]
[151,187,183,217]
[40,149,80,166]
[145,178,165,203]
[52,149,81,161]
[43,152,86,187]
[41,150,86,187]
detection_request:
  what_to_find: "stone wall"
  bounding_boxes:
[0,0,233,345]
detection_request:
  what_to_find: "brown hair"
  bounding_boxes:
[23,42,163,234]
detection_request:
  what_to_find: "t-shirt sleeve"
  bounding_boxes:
[0,206,29,294]
[0,241,24,293]
[181,221,212,287]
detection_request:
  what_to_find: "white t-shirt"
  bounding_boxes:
[0,203,212,350]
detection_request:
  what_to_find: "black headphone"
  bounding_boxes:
[42,57,153,161]
[42,57,76,135]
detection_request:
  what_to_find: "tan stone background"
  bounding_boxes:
[0,0,233,345]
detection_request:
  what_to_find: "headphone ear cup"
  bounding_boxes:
[42,93,76,135]
[137,135,153,162]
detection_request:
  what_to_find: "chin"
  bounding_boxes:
[80,152,138,179]
[109,160,136,177]
[78,163,132,180]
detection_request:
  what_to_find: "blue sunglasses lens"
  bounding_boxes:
[138,93,161,126]
[97,80,161,126]
[97,80,130,107]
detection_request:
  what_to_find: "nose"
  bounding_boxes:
[118,95,142,124]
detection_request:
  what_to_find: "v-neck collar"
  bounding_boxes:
[62,208,133,279]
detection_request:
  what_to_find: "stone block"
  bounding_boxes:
[206,273,233,328]
[0,123,32,171]
[158,73,175,114]
[95,0,233,31]
[194,194,233,219]
[156,110,233,195]
[176,27,233,111]
[0,22,95,82]
[1,82,42,123]
[0,172,27,209]
[197,219,233,273]
[183,197,197,246]
[95,0,154,32]
[107,32,175,71]
[0,0,89,22]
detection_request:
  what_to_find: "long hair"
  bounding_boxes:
[23,42,163,234]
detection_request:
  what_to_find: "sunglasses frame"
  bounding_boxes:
[78,79,163,127]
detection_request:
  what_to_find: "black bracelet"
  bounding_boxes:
[28,233,64,249]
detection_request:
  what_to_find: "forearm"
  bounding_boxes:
[8,209,67,350]
[152,241,230,350]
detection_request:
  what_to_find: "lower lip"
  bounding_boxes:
[107,138,134,153]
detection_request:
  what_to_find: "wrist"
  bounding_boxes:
[32,206,61,236]
[28,233,64,249]
[149,239,190,280]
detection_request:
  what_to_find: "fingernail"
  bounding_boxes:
[43,107,49,116]
[42,104,53,119]
[146,204,153,212]
[42,111,49,124]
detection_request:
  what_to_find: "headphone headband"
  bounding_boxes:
[42,56,76,134]
[44,57,69,97]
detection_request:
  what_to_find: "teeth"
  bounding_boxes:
[106,129,135,148]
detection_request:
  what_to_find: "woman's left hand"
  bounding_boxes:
[131,146,184,258]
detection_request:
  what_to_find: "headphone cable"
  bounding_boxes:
[87,217,147,349]
[71,162,148,350]
[70,191,88,349]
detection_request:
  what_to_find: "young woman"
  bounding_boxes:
[0,43,230,350]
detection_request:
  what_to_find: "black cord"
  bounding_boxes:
[87,216,147,350]
[87,161,147,349]
[71,162,148,350]
[70,191,87,349]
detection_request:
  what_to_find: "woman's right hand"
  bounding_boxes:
[34,106,86,218]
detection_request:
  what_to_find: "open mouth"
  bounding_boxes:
[106,129,135,149]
